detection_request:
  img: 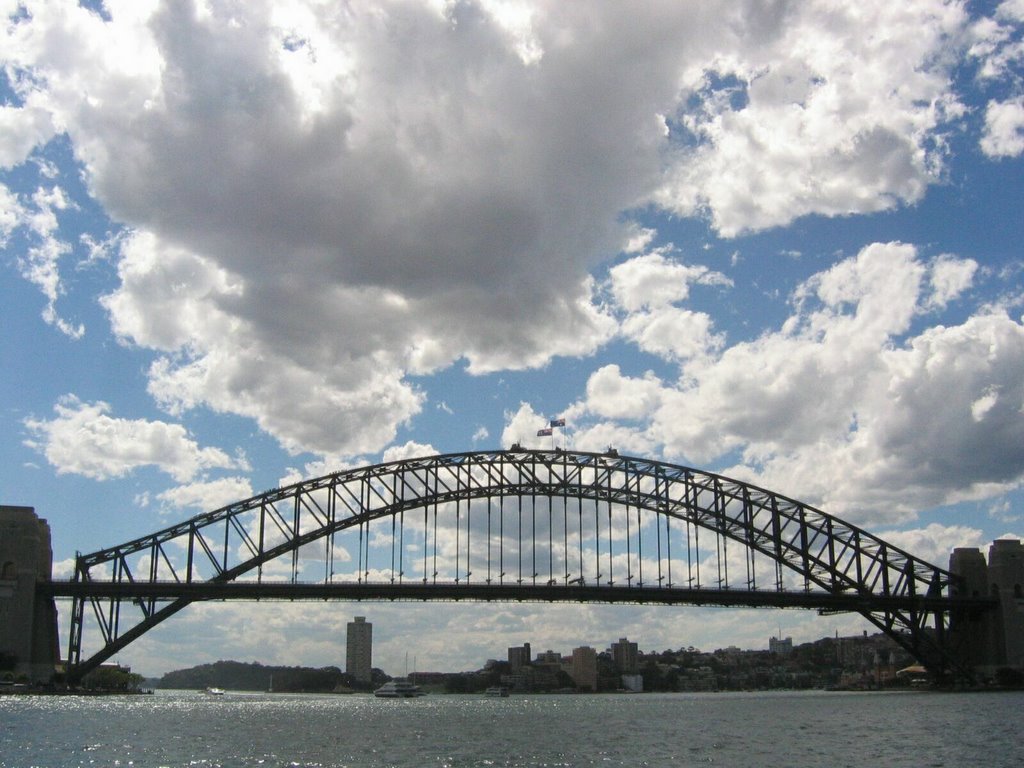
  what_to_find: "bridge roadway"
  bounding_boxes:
[41,578,994,614]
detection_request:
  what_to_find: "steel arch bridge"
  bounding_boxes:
[43,449,992,683]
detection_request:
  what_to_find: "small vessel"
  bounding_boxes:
[205,687,226,696]
[374,678,425,698]
[484,686,509,697]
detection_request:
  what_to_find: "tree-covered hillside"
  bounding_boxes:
[157,660,355,692]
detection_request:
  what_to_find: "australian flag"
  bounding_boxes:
[537,428,553,436]
[550,418,566,428]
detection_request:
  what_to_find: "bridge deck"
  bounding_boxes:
[40,579,994,613]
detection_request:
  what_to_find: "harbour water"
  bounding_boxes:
[2,689,1023,767]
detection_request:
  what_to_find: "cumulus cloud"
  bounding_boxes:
[582,365,663,422]
[0,101,56,169]
[981,97,1024,158]
[23,395,248,482]
[561,242,1024,526]
[652,3,970,235]
[156,476,255,512]
[608,250,731,312]
[876,523,986,567]
[500,402,551,449]
[605,248,730,363]
[1,0,999,460]
[927,254,978,310]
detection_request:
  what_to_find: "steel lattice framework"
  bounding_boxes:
[46,449,991,683]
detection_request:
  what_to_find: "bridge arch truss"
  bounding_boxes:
[56,449,976,681]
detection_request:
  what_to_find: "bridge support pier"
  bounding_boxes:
[0,506,60,684]
[949,539,1024,679]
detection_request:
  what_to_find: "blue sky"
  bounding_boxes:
[2,0,1024,676]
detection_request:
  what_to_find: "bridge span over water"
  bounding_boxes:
[10,449,1022,684]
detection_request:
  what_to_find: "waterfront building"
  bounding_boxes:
[570,646,598,692]
[769,636,793,656]
[508,642,531,671]
[346,616,372,684]
[611,637,639,672]
[535,649,562,665]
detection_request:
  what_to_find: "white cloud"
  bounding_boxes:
[583,365,663,422]
[382,440,439,463]
[621,306,725,364]
[23,395,247,482]
[652,2,970,236]
[927,254,978,310]
[500,402,550,448]
[970,2,1024,82]
[156,476,255,512]
[607,250,730,363]
[875,523,985,568]
[561,243,1024,525]
[981,97,1024,158]
[609,250,731,312]
[1000,0,1024,23]
[279,455,360,487]
[0,182,23,246]
[8,184,84,338]
[0,102,55,168]
[1,0,994,461]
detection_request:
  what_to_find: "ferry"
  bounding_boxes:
[484,686,510,697]
[373,678,425,698]
[205,687,226,696]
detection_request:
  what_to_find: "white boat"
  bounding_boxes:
[205,687,226,696]
[484,686,509,697]
[374,678,425,698]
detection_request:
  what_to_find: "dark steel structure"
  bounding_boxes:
[42,449,994,683]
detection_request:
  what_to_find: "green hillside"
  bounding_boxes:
[157,660,356,692]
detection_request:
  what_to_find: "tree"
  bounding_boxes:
[82,666,145,691]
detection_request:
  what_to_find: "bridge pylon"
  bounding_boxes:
[0,506,60,684]
[949,540,1024,679]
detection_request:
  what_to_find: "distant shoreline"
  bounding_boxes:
[0,686,153,697]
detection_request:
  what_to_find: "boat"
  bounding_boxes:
[373,678,425,698]
[205,687,226,696]
[484,686,509,697]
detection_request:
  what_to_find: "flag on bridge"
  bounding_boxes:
[550,418,566,428]
[537,428,553,436]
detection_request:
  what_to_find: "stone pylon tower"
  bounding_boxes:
[0,506,60,683]
[949,539,1024,677]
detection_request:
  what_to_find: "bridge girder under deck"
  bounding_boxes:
[57,449,993,683]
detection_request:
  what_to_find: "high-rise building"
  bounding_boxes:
[769,636,793,656]
[611,637,639,673]
[535,649,562,664]
[570,646,597,691]
[508,642,531,671]
[346,616,372,684]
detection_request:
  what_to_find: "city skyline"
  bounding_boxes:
[2,1,1024,676]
